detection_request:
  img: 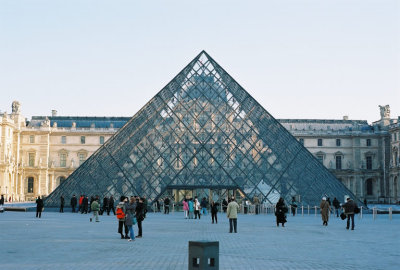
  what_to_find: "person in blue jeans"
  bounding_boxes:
[201,197,208,216]
[125,196,137,241]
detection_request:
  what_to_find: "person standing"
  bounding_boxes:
[182,199,189,219]
[227,197,239,233]
[253,195,260,215]
[78,195,84,213]
[188,198,194,219]
[102,196,108,215]
[290,197,298,216]
[36,196,44,218]
[201,197,208,216]
[275,197,288,227]
[116,196,129,239]
[70,195,77,213]
[320,197,331,226]
[194,197,201,219]
[156,199,161,212]
[332,197,340,217]
[59,195,65,213]
[82,196,89,214]
[0,195,4,206]
[90,198,100,222]
[343,197,357,230]
[211,200,219,224]
[125,197,137,242]
[222,198,228,213]
[108,196,115,215]
[164,197,170,214]
[136,197,145,238]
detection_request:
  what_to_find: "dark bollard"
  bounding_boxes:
[188,241,219,270]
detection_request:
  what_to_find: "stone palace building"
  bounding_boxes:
[1,101,399,204]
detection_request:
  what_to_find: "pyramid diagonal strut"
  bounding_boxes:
[45,51,361,207]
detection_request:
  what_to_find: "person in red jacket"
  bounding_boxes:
[78,195,84,213]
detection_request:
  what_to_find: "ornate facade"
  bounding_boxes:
[1,103,399,204]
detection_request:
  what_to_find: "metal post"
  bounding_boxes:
[389,207,392,221]
[301,205,304,216]
[314,206,317,216]
[373,207,377,220]
[360,206,363,219]
[307,205,310,215]
[173,203,175,213]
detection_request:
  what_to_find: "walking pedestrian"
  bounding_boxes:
[90,197,100,222]
[332,197,340,217]
[343,197,357,230]
[320,197,331,226]
[182,199,189,219]
[70,195,77,213]
[275,197,288,227]
[211,200,219,224]
[36,196,44,218]
[116,196,129,239]
[108,196,115,215]
[59,195,64,213]
[227,197,239,233]
[125,197,137,242]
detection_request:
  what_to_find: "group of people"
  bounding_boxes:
[278,196,359,230]
[181,197,219,223]
[68,195,116,215]
[115,195,146,241]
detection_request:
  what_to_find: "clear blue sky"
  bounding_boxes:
[1,0,399,123]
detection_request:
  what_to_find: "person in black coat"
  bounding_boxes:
[36,196,44,218]
[70,195,77,213]
[222,199,228,213]
[60,196,65,213]
[136,198,145,238]
[164,197,170,214]
[0,195,4,206]
[82,196,89,214]
[275,197,288,227]
[101,196,108,215]
[108,196,115,215]
[332,197,341,217]
[210,201,219,224]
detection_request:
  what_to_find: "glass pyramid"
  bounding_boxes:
[45,51,360,207]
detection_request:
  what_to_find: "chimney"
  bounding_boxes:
[51,110,57,117]
[343,116,349,120]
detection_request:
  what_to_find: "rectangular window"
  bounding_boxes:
[28,153,35,167]
[317,139,323,146]
[29,135,35,143]
[299,138,304,145]
[79,153,85,165]
[61,136,66,144]
[28,177,34,193]
[336,139,341,147]
[80,136,85,144]
[395,133,397,141]
[60,153,67,167]
[335,156,342,170]
[366,139,371,147]
[316,155,324,164]
[366,156,372,170]
[99,136,104,144]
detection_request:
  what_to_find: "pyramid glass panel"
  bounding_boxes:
[45,51,362,207]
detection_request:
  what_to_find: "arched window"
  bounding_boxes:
[366,178,373,196]
[27,177,34,193]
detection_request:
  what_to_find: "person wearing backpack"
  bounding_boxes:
[116,196,129,239]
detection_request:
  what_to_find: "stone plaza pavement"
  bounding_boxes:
[0,210,399,270]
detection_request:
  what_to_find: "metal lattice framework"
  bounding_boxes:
[45,51,361,207]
